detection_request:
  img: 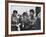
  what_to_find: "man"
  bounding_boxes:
[34,13,40,30]
[34,7,41,30]
[11,10,19,31]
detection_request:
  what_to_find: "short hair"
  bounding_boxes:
[13,10,17,14]
[36,7,41,16]
[30,9,34,14]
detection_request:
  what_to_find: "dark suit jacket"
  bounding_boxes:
[34,17,40,30]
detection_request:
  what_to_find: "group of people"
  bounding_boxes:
[11,9,40,31]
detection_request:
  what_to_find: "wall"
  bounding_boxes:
[0,0,46,37]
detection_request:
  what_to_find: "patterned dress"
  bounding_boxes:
[11,15,19,31]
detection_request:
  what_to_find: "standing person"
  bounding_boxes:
[34,7,41,30]
[11,10,19,31]
[34,13,41,30]
[29,9,35,30]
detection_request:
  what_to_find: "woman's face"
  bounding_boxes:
[30,12,34,16]
[23,15,26,18]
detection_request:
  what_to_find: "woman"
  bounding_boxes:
[29,9,36,30]
[20,12,30,30]
[11,10,19,31]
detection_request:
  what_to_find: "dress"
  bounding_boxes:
[11,15,19,31]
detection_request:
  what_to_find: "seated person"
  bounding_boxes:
[20,12,30,30]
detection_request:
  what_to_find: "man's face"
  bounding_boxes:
[30,12,34,16]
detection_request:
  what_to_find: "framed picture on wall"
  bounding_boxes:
[5,0,45,36]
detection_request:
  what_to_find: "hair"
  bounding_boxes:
[23,12,27,16]
[30,9,34,14]
[13,10,17,14]
[36,7,41,16]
